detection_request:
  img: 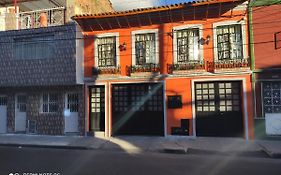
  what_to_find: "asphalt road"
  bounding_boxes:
[0,146,281,175]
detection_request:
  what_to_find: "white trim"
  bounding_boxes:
[109,80,166,136]
[131,29,159,65]
[94,32,120,68]
[173,24,204,64]
[213,20,248,61]
[191,77,250,140]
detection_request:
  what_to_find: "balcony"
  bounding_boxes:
[92,66,121,76]
[126,64,160,76]
[19,7,65,29]
[167,61,205,74]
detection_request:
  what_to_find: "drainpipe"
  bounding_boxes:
[248,2,258,127]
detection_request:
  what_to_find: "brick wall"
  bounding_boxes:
[0,23,79,87]
[0,86,84,135]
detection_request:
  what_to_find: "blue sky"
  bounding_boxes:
[110,0,193,11]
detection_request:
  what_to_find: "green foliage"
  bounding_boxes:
[250,0,281,7]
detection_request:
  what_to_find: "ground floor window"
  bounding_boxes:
[263,82,281,114]
[42,93,59,113]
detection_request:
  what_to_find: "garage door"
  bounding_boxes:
[0,96,7,134]
[195,81,243,137]
[112,83,164,136]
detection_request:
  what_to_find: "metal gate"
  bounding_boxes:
[90,86,105,132]
[195,81,243,137]
[112,83,164,136]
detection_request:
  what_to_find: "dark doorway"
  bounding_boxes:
[195,81,244,137]
[89,86,105,132]
[112,83,164,136]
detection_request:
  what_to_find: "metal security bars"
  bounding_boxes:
[176,28,200,63]
[97,36,116,67]
[42,93,59,113]
[216,24,243,60]
[135,33,156,65]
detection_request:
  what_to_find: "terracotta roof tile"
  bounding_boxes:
[72,0,244,20]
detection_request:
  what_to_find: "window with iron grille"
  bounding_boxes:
[97,36,116,67]
[14,35,54,60]
[42,93,59,113]
[176,28,200,63]
[263,82,281,114]
[135,33,156,65]
[67,93,79,112]
[216,24,243,60]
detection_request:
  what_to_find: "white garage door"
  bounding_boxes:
[0,96,7,134]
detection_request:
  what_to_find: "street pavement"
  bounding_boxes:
[0,134,280,158]
[1,146,281,175]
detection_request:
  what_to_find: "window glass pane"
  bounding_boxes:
[97,36,116,67]
[176,28,200,63]
[216,24,243,60]
[135,33,156,65]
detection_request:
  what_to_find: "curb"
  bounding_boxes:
[0,143,91,150]
[162,148,188,154]
[259,145,281,158]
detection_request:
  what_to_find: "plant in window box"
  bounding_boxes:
[173,61,204,71]
[131,63,160,73]
[97,66,121,74]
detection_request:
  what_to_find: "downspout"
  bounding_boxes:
[248,1,258,123]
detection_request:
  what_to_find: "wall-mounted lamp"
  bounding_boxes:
[119,42,127,51]
[200,35,211,45]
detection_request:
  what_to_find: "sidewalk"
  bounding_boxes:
[0,134,280,158]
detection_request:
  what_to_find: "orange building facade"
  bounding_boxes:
[74,0,254,139]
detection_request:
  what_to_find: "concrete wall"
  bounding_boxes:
[66,0,114,21]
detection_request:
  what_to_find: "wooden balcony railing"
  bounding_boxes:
[92,66,121,75]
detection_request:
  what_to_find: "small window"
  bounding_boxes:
[14,35,54,60]
[176,28,200,63]
[97,36,116,67]
[167,95,182,108]
[274,31,281,49]
[42,93,59,113]
[216,24,243,60]
[67,93,79,112]
[135,33,156,65]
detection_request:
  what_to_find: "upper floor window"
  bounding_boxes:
[216,24,243,60]
[14,35,54,60]
[132,29,159,66]
[135,33,156,65]
[176,28,200,63]
[97,36,116,67]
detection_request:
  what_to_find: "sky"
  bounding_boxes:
[110,0,193,11]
